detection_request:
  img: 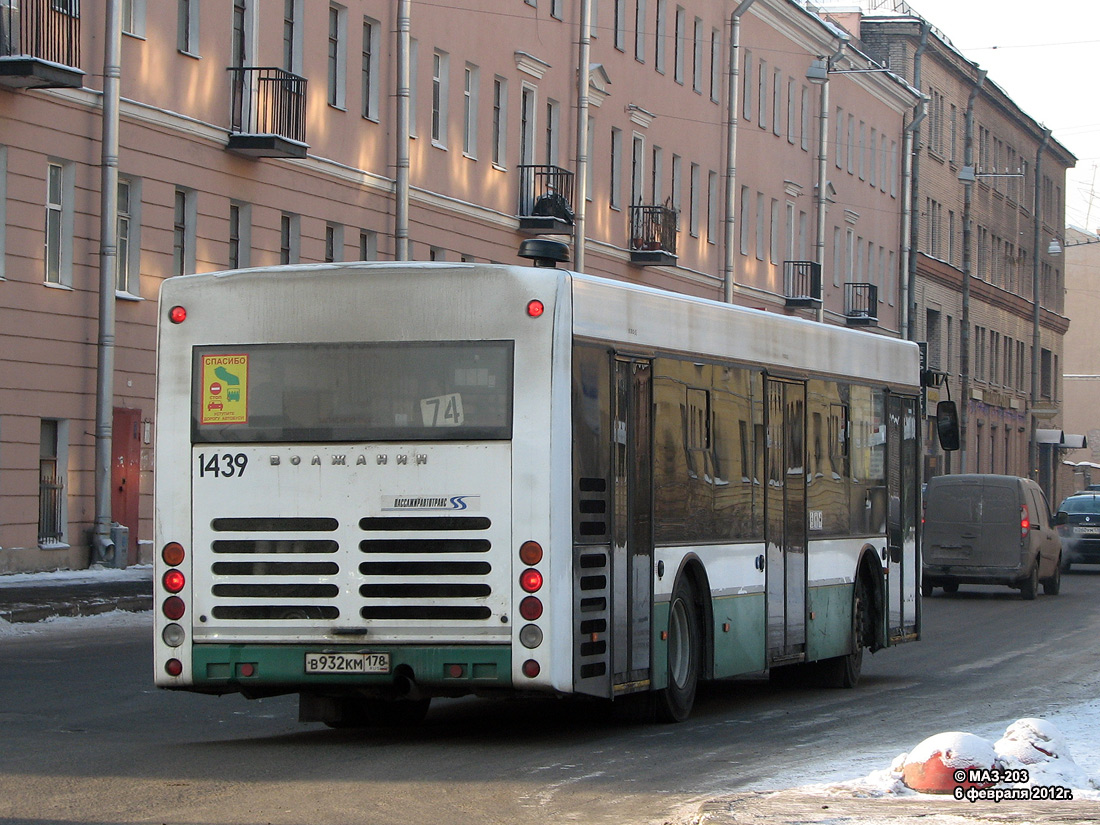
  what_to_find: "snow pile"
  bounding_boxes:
[799,718,1099,800]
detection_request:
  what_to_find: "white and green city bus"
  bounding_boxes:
[154,259,933,724]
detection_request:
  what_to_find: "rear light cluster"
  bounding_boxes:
[161,541,187,677]
[1021,504,1032,539]
[518,540,544,678]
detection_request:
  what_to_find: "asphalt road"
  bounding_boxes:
[2,571,1099,825]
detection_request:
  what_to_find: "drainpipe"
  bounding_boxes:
[1030,127,1052,486]
[900,96,927,340]
[574,0,592,273]
[960,69,987,474]
[906,22,930,341]
[813,34,848,323]
[394,0,411,261]
[92,0,122,565]
[722,0,757,303]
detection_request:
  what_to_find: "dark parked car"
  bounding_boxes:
[1054,493,1100,571]
[922,474,1062,599]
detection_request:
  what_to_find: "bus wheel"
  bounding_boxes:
[656,576,701,723]
[818,577,866,689]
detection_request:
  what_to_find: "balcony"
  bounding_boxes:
[0,0,83,90]
[517,165,575,234]
[227,67,308,158]
[783,261,821,309]
[629,204,678,266]
[844,282,878,326]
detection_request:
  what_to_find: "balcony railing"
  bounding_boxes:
[0,0,82,89]
[517,165,575,234]
[844,282,878,325]
[783,261,822,308]
[227,66,308,158]
[629,203,678,265]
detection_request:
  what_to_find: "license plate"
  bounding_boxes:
[304,652,390,674]
[1075,525,1100,535]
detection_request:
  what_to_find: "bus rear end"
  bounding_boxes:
[153,263,570,725]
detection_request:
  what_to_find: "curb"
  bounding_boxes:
[0,596,152,625]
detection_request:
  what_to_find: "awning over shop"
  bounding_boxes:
[1064,434,1089,449]
[1035,429,1065,444]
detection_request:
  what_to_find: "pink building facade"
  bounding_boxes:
[0,0,917,572]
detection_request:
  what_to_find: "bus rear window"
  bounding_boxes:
[191,341,514,443]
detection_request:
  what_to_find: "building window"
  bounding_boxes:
[280,213,300,264]
[38,419,67,547]
[327,4,346,109]
[757,59,768,130]
[325,223,343,262]
[359,230,377,261]
[630,133,644,208]
[635,0,646,62]
[742,50,753,121]
[545,98,559,165]
[673,6,684,84]
[283,0,303,74]
[115,177,142,295]
[689,162,700,236]
[651,144,663,203]
[361,18,380,120]
[551,0,563,19]
[738,185,750,255]
[121,0,146,37]
[432,50,449,146]
[463,64,479,157]
[177,0,199,55]
[610,127,622,209]
[45,161,73,286]
[671,153,682,217]
[708,171,719,243]
[692,17,702,94]
[408,38,419,137]
[710,28,720,103]
[229,201,251,270]
[614,0,625,51]
[492,76,507,167]
[519,84,535,166]
[654,0,666,74]
[173,188,195,277]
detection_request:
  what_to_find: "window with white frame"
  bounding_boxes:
[519,84,535,165]
[122,0,146,37]
[432,50,450,146]
[492,76,507,167]
[710,28,720,103]
[327,4,347,109]
[464,64,479,157]
[551,0,562,19]
[772,69,781,135]
[45,161,74,286]
[635,0,646,62]
[280,212,300,265]
[673,6,684,84]
[786,78,796,144]
[689,162,700,236]
[229,201,251,270]
[173,187,196,277]
[359,230,377,261]
[654,0,666,74]
[177,0,199,55]
[545,99,559,165]
[614,0,625,51]
[742,50,753,121]
[800,85,809,151]
[630,133,644,208]
[610,127,623,209]
[325,223,344,262]
[757,59,767,130]
[691,17,702,93]
[283,0,303,74]
[362,17,380,120]
[116,177,142,295]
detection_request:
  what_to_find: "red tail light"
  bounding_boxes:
[520,568,543,593]
[163,570,186,594]
[522,659,541,678]
[165,659,183,677]
[1021,504,1031,538]
[520,596,543,621]
[163,596,186,620]
[168,305,187,324]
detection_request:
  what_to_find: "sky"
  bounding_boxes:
[829,0,1100,232]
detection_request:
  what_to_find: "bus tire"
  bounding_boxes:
[656,576,701,723]
[817,577,867,689]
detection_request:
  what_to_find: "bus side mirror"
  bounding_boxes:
[936,401,960,451]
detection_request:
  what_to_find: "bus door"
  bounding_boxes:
[886,394,920,641]
[611,357,653,689]
[765,377,807,663]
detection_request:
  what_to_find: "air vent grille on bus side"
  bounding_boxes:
[576,477,608,537]
[358,517,495,622]
[207,517,342,621]
[573,546,611,696]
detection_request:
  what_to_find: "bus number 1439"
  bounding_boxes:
[197,452,248,478]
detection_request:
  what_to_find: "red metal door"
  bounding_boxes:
[112,407,141,564]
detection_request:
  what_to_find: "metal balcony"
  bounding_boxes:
[783,261,822,309]
[629,204,678,266]
[844,282,878,326]
[227,67,308,158]
[517,165,575,234]
[0,0,82,90]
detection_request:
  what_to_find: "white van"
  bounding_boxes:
[922,474,1062,599]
